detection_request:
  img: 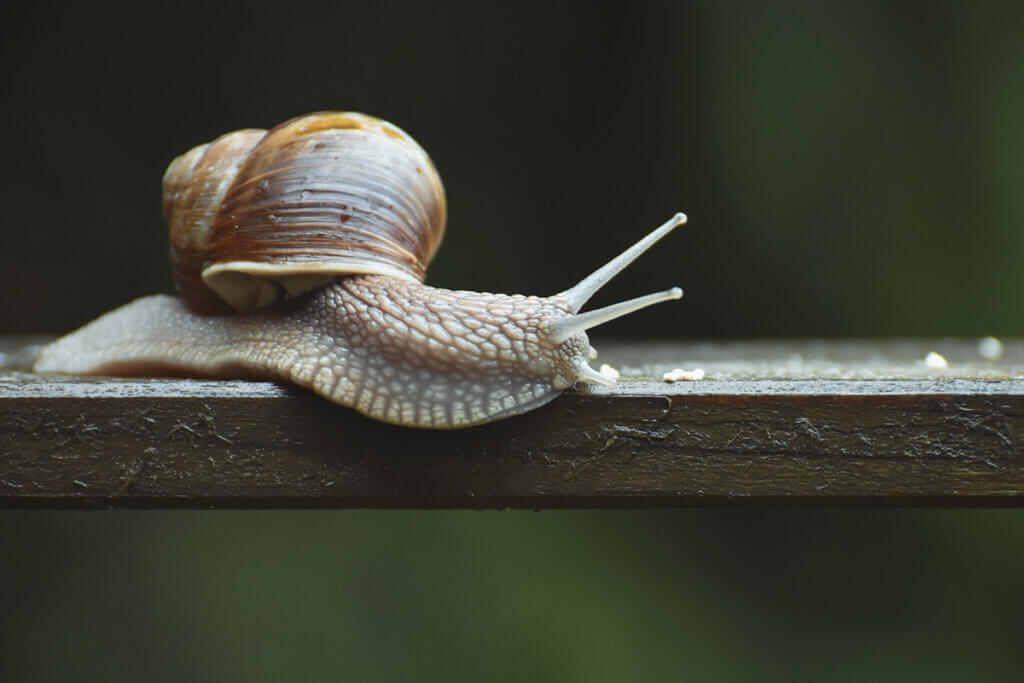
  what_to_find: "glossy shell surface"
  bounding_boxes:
[162,112,447,312]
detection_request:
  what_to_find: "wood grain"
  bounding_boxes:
[2,338,1023,508]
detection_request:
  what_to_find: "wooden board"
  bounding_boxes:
[2,338,1023,508]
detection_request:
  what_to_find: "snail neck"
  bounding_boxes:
[300,276,574,427]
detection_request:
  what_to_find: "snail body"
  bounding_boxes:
[34,112,687,428]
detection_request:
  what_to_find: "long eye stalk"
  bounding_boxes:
[551,213,687,347]
[559,212,687,312]
[548,287,682,345]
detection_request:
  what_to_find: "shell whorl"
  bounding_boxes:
[162,112,447,313]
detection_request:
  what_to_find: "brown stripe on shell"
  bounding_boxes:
[162,129,267,313]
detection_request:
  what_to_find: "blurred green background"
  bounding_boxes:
[2,0,1024,680]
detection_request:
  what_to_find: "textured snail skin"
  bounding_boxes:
[34,276,591,429]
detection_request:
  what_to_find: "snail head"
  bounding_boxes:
[544,212,688,389]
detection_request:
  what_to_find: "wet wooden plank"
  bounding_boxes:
[2,337,1023,508]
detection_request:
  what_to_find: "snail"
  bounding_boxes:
[33,112,687,429]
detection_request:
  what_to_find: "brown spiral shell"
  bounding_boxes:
[161,112,447,313]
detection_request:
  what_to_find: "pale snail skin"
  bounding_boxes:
[33,112,687,429]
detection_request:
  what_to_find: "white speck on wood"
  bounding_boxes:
[979,337,1003,361]
[663,367,704,382]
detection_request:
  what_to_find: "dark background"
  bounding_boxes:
[2,1,1024,681]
